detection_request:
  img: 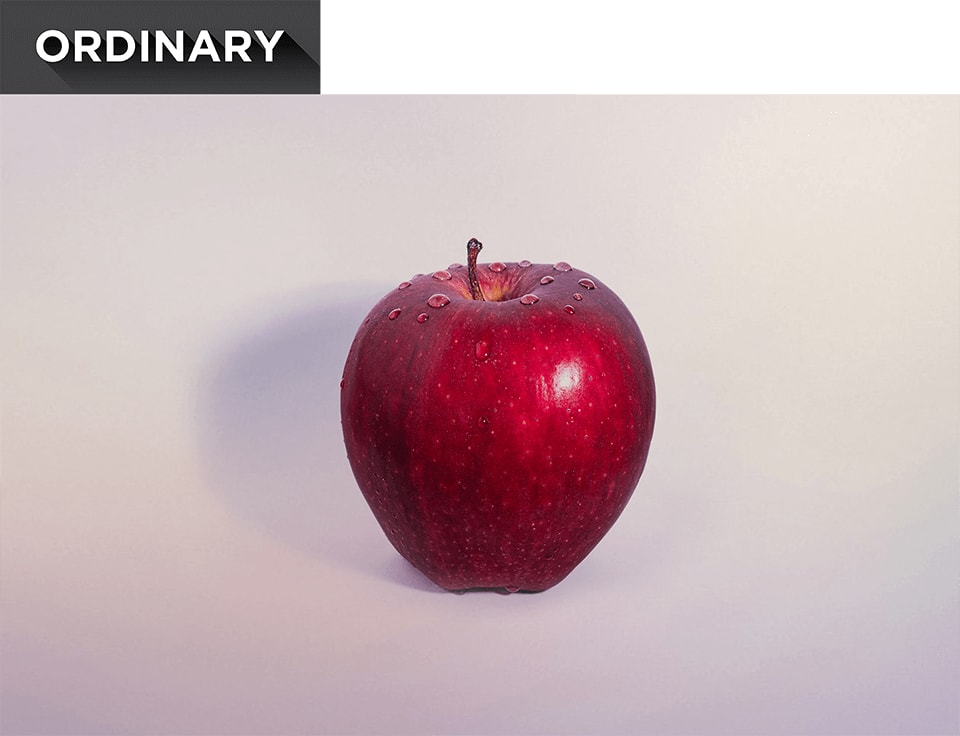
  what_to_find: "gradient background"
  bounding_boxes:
[1,96,958,735]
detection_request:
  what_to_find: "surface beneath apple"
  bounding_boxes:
[341,240,656,593]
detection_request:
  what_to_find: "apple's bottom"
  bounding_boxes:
[416,562,571,594]
[448,585,544,596]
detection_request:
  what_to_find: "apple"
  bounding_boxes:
[340,239,655,592]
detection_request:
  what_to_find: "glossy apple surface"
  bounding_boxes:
[340,240,655,592]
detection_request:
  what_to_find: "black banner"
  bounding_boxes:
[1,0,321,93]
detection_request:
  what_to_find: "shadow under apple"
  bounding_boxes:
[195,281,444,593]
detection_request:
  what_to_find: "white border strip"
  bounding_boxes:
[320,0,960,93]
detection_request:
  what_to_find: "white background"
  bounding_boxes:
[319,1,960,93]
[2,95,957,735]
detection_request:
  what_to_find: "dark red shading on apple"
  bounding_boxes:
[340,239,655,593]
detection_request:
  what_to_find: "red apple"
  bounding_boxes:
[340,239,655,592]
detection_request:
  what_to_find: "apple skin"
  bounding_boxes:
[340,255,655,593]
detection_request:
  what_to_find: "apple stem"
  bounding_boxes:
[467,238,486,301]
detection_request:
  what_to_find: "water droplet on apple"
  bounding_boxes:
[416,313,429,323]
[489,262,507,272]
[448,262,463,269]
[539,275,555,285]
[564,304,576,314]
[518,259,532,268]
[578,278,596,290]
[339,379,345,389]
[432,270,452,281]
[505,585,520,593]
[553,261,572,272]
[519,294,540,305]
[475,340,490,360]
[427,294,451,308]
[572,293,583,301]
[398,281,412,290]
[477,416,489,429]
[388,308,402,320]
